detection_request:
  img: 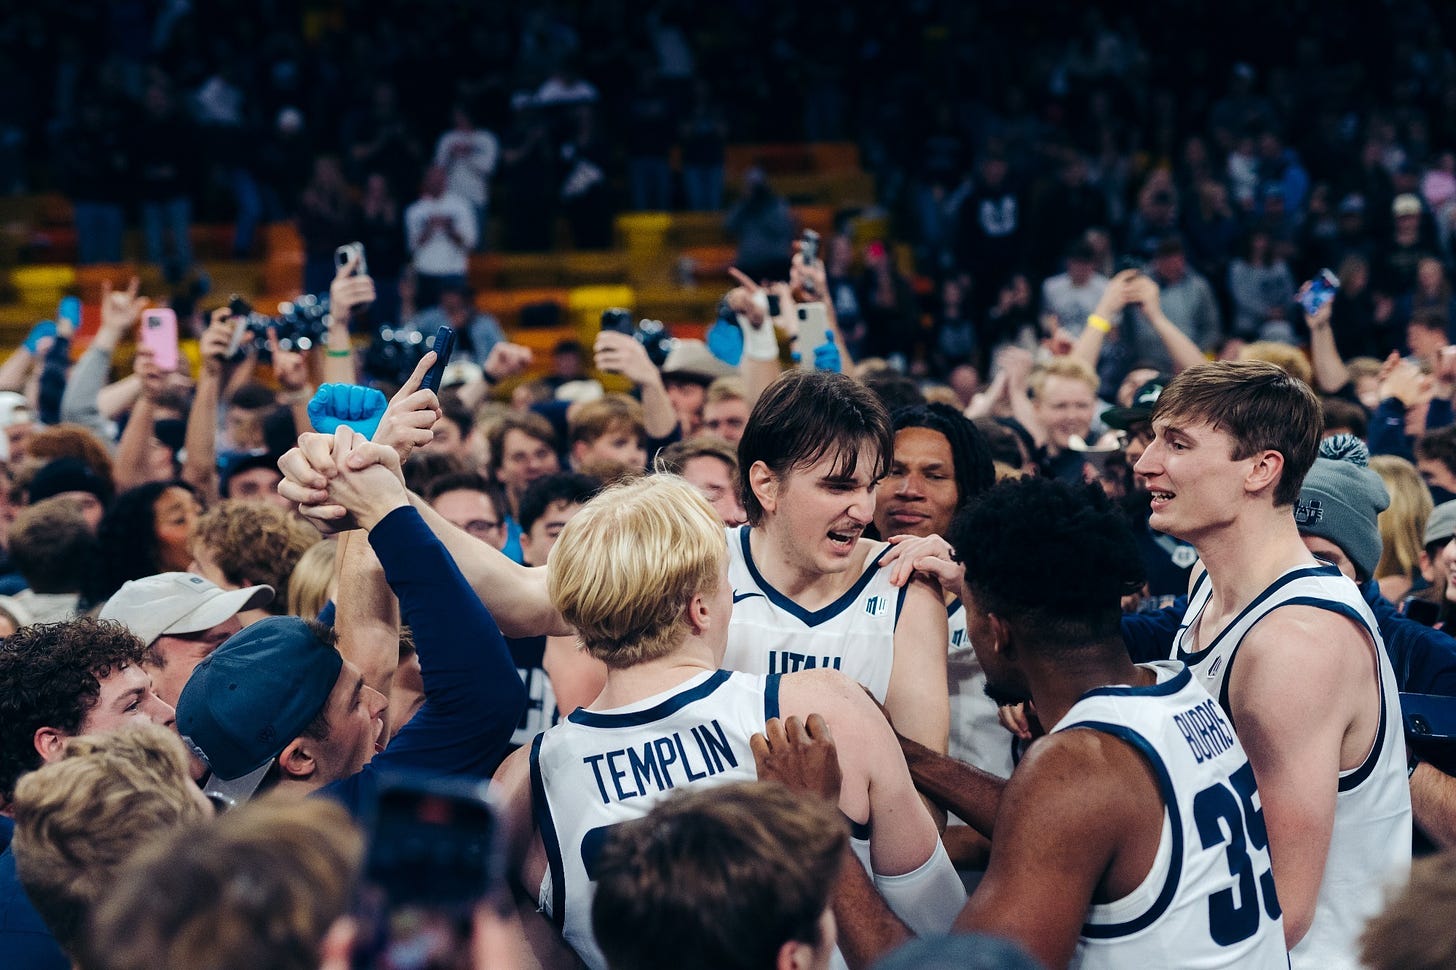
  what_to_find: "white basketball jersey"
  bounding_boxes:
[723,525,900,701]
[947,600,1016,779]
[1055,661,1288,970]
[530,669,776,970]
[1173,564,1412,970]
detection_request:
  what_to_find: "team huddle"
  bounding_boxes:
[272,359,1407,969]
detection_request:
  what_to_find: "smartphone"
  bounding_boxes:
[600,307,635,336]
[335,241,369,277]
[58,296,81,332]
[141,308,180,371]
[799,229,821,295]
[797,302,829,342]
[1299,269,1340,316]
[352,774,502,970]
[766,293,782,317]
[420,326,456,393]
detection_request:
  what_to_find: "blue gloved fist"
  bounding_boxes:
[706,318,744,367]
[307,383,388,440]
[23,321,56,353]
[812,330,841,373]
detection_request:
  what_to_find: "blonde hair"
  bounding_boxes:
[286,538,337,619]
[1238,341,1314,385]
[1371,455,1434,582]
[88,796,363,970]
[548,475,725,669]
[11,723,207,958]
[1029,356,1098,396]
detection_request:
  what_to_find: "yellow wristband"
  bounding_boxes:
[1087,314,1112,334]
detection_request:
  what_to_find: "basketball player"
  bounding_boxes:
[761,478,1290,970]
[1134,360,1410,968]
[727,371,950,754]
[491,475,964,970]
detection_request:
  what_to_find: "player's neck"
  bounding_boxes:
[748,524,868,608]
[590,645,718,711]
[1194,508,1313,614]
[1026,647,1154,729]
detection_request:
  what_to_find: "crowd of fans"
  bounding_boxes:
[12,2,1456,970]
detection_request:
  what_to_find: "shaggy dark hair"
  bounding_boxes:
[0,618,149,802]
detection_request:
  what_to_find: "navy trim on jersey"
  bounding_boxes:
[1081,665,1191,700]
[946,597,963,619]
[567,670,732,728]
[1066,721,1184,939]
[764,673,782,721]
[1273,596,1388,793]
[893,583,909,627]
[529,733,566,930]
[737,525,892,627]
[844,814,873,841]
[1175,565,1339,665]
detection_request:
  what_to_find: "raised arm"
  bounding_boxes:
[593,329,678,439]
[1068,270,1134,372]
[182,309,236,503]
[1129,274,1207,374]
[1304,293,1349,393]
[322,252,376,385]
[332,529,400,721]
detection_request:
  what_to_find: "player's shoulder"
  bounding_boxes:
[1240,600,1374,666]
[998,728,1157,837]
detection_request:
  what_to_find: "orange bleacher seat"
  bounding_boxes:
[680,244,737,281]
[478,288,572,328]
[789,205,836,236]
[263,223,303,256]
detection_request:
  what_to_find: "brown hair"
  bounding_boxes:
[485,410,558,477]
[9,496,97,592]
[568,394,646,447]
[737,371,892,526]
[593,781,846,970]
[1152,360,1322,507]
[1360,850,1456,970]
[189,501,320,613]
[86,796,363,970]
[26,423,115,486]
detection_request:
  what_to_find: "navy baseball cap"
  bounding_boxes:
[177,615,343,804]
[1102,377,1170,431]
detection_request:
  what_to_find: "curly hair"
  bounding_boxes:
[90,482,202,604]
[948,478,1144,647]
[0,618,149,803]
[190,501,320,613]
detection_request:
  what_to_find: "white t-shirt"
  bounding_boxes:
[404,193,478,276]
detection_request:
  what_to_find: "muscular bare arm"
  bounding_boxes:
[885,578,950,755]
[955,730,1155,970]
[1229,608,1372,948]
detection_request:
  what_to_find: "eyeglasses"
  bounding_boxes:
[463,519,503,538]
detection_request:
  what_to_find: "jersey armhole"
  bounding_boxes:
[529,733,567,929]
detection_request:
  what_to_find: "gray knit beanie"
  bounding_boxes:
[1293,435,1390,580]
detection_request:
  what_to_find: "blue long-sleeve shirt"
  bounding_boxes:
[1119,583,1456,697]
[320,504,527,814]
[1369,396,1455,463]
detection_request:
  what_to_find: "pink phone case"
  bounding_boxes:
[141,309,179,371]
